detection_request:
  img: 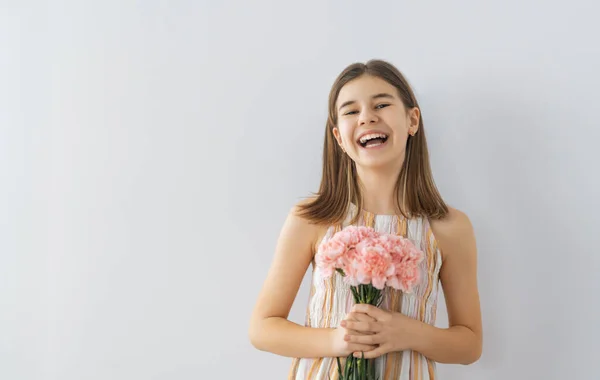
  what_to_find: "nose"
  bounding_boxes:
[358,108,378,125]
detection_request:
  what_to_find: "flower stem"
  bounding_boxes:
[342,285,381,380]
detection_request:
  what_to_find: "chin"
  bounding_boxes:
[355,158,395,170]
[355,152,405,171]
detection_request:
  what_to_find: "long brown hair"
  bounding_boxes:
[298,59,448,225]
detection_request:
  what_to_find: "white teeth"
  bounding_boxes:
[359,133,388,144]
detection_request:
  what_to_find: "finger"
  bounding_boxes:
[342,320,380,333]
[344,332,382,345]
[345,328,370,336]
[347,311,377,322]
[353,344,389,359]
[349,343,377,353]
[345,328,374,337]
[352,304,386,320]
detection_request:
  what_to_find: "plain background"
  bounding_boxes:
[2,1,599,379]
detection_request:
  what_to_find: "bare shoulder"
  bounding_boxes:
[429,206,474,236]
[290,196,330,255]
[429,206,476,262]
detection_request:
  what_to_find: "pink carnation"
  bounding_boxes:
[314,225,424,293]
[314,239,347,277]
[315,226,380,279]
[339,247,360,285]
[387,237,424,293]
[334,226,380,247]
[387,260,420,293]
[345,238,394,289]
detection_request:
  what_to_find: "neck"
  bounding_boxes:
[355,160,404,215]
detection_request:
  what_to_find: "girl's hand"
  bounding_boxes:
[329,311,378,357]
[340,304,420,359]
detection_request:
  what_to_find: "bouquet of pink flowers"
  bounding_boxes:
[315,225,424,380]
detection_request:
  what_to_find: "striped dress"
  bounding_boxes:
[288,203,443,380]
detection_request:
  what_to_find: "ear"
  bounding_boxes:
[332,127,343,147]
[408,107,420,135]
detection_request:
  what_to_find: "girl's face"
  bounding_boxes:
[333,75,419,169]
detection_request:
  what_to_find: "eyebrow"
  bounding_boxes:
[338,93,395,111]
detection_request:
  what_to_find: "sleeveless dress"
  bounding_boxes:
[288,203,443,380]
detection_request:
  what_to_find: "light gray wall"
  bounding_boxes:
[2,1,599,379]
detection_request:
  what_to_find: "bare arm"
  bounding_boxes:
[248,203,336,358]
[410,208,483,364]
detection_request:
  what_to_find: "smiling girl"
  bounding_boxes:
[249,59,483,379]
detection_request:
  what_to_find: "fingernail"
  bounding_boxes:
[340,321,346,327]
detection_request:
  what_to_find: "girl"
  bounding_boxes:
[249,59,482,379]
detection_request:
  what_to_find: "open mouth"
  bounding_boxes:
[357,133,389,148]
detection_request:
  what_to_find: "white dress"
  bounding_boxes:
[288,204,443,380]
